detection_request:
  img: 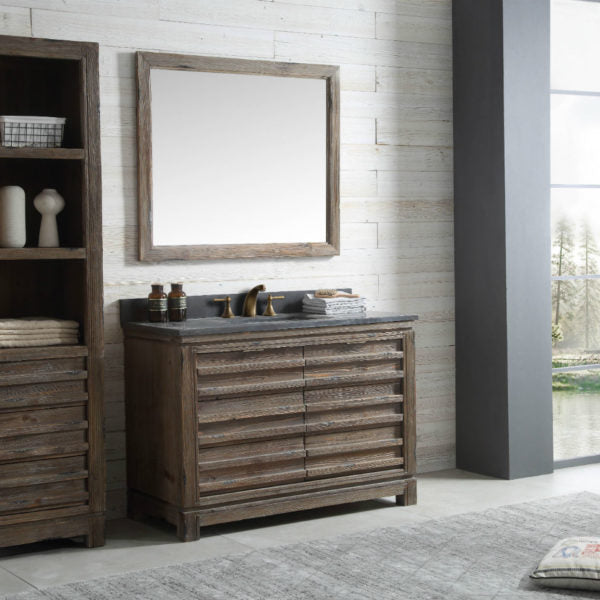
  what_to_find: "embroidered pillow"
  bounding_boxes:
[530,537,600,591]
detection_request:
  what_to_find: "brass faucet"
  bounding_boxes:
[242,284,266,317]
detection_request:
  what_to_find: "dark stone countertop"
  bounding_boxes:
[120,289,417,339]
[121,311,418,339]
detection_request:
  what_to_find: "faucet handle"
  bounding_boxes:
[263,294,285,317]
[213,296,235,318]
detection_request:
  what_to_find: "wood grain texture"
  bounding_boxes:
[376,118,453,147]
[159,0,375,39]
[0,34,105,548]
[0,147,85,159]
[0,248,86,260]
[0,6,31,36]
[375,11,451,45]
[125,321,416,539]
[376,65,452,96]
[273,0,450,18]
[136,51,340,261]
[32,9,276,57]
[9,0,159,19]
[275,31,451,70]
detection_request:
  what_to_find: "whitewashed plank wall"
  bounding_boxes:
[0,0,455,518]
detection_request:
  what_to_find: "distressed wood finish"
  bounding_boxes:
[0,248,86,260]
[136,51,340,261]
[0,35,104,549]
[125,320,416,540]
[0,148,85,160]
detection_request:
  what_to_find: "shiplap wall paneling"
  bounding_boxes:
[0,0,453,517]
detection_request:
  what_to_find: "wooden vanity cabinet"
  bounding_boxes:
[125,321,416,541]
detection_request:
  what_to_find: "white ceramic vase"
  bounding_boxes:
[33,188,65,248]
[0,185,26,248]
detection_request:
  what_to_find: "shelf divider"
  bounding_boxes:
[0,248,86,260]
[0,148,85,160]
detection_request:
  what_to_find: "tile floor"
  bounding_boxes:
[2,465,600,597]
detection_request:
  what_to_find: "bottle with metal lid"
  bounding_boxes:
[168,282,187,322]
[148,283,168,323]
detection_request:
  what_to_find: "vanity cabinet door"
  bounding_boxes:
[196,347,306,498]
[188,325,414,528]
[303,336,406,480]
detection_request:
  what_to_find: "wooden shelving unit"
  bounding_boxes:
[0,35,104,548]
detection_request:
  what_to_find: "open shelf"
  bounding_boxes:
[0,55,83,148]
[0,259,85,333]
[0,148,85,160]
[0,248,85,260]
[0,159,84,247]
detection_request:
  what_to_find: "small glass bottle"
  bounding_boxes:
[148,283,167,323]
[168,282,187,322]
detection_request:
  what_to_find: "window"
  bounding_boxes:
[551,0,600,463]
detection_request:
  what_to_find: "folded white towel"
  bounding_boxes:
[0,336,78,348]
[303,294,366,305]
[0,332,78,340]
[303,300,366,308]
[0,329,79,337]
[0,317,79,331]
[302,294,367,314]
[303,306,367,315]
[302,294,367,315]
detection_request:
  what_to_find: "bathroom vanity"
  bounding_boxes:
[121,293,416,541]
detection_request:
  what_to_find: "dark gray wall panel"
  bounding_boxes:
[453,0,509,478]
[453,0,552,478]
[503,0,553,478]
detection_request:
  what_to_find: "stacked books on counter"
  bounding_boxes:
[0,317,79,348]
[302,293,367,315]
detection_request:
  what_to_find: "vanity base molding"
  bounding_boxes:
[0,512,104,549]
[129,476,416,542]
[124,318,416,541]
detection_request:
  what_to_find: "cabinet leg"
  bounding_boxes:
[127,502,144,522]
[85,515,105,548]
[396,479,417,506]
[176,513,200,542]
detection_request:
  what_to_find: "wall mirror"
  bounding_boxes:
[136,52,340,261]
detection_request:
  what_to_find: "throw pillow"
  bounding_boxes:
[530,537,600,591]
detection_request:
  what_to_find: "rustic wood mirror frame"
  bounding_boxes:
[136,52,340,261]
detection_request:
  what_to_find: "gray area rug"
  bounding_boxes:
[6,492,600,599]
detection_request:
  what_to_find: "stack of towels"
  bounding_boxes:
[0,317,79,348]
[302,293,367,316]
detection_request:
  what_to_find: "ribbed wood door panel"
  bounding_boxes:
[0,406,87,439]
[304,337,404,480]
[0,379,87,411]
[193,328,409,511]
[0,455,87,489]
[0,356,90,514]
[198,437,305,496]
[197,347,306,497]
[0,479,88,514]
[0,357,87,387]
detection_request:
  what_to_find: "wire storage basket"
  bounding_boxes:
[0,116,66,148]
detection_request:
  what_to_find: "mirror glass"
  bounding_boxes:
[137,53,340,261]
